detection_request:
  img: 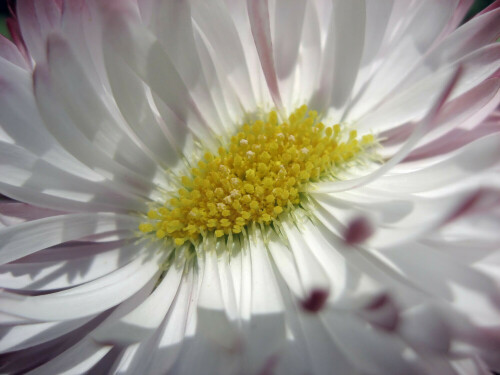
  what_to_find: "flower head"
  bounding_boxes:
[1,1,500,374]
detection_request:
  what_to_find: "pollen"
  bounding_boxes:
[140,105,375,245]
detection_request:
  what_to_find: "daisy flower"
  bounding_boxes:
[1,0,500,374]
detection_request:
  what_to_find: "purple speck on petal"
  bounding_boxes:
[445,188,500,224]
[258,354,280,375]
[362,293,399,331]
[365,293,390,311]
[301,289,329,313]
[343,216,374,245]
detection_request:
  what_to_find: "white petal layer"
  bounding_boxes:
[0,213,137,265]
[1,1,499,374]
[0,246,162,321]
[0,241,140,291]
[0,141,146,213]
[92,261,184,345]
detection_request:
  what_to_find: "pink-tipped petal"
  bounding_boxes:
[247,0,283,113]
[301,289,329,313]
[358,292,399,332]
[343,216,374,245]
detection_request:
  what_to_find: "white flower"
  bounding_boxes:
[1,0,500,374]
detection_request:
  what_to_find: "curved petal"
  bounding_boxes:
[0,213,137,265]
[24,339,111,375]
[373,133,500,193]
[0,141,147,213]
[33,65,159,199]
[99,2,216,147]
[0,317,92,353]
[247,0,283,112]
[0,241,141,291]
[0,202,63,228]
[0,247,162,321]
[0,35,30,69]
[91,262,184,345]
[313,66,463,194]
[17,0,62,62]
[45,33,161,182]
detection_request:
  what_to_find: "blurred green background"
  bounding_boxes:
[466,0,496,19]
[0,0,8,37]
[0,0,496,39]
[0,20,6,39]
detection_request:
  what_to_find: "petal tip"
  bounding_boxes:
[343,216,374,245]
[301,289,329,313]
[360,293,400,332]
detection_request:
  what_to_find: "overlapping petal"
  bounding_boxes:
[0,1,499,374]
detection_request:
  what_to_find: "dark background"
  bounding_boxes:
[0,1,9,14]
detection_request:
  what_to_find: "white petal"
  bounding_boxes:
[314,184,491,249]
[239,313,287,375]
[0,213,137,265]
[247,0,284,111]
[292,1,322,105]
[92,261,184,345]
[214,246,240,321]
[273,0,307,108]
[0,241,141,291]
[311,218,434,307]
[0,60,102,182]
[356,44,500,131]
[25,339,111,375]
[267,235,304,298]
[193,0,269,108]
[312,0,366,116]
[100,5,215,146]
[196,250,239,348]
[398,304,451,354]
[373,133,500,193]
[45,33,161,181]
[33,64,159,198]
[329,0,366,111]
[0,248,162,321]
[0,141,146,213]
[403,6,500,92]
[17,0,62,63]
[313,66,462,193]
[59,0,109,90]
[192,26,245,130]
[293,221,348,301]
[0,317,91,353]
[293,313,357,375]
[0,202,62,228]
[452,357,492,375]
[322,312,426,375]
[281,221,331,297]
[348,0,465,121]
[247,233,284,314]
[149,0,232,135]
[356,292,399,331]
[102,45,182,168]
[229,239,252,321]
[0,36,30,69]
[146,268,198,374]
[382,242,500,307]
[401,77,500,161]
[353,0,393,87]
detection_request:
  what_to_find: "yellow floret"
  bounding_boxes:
[140,106,375,244]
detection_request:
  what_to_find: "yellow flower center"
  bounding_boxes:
[139,105,374,246]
